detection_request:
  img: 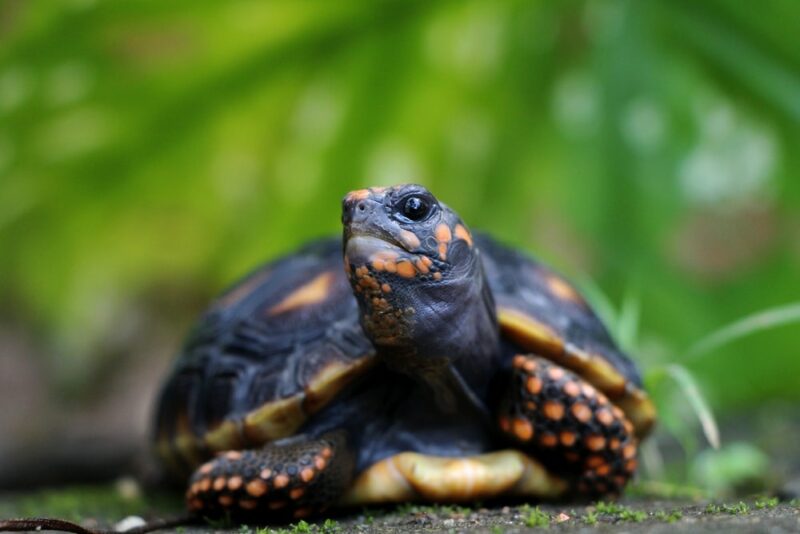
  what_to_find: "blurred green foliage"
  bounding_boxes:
[1,0,799,464]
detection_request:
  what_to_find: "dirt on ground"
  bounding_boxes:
[3,495,799,534]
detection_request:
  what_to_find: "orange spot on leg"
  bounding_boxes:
[246,479,268,498]
[512,418,534,441]
[571,403,592,423]
[526,376,542,395]
[543,401,565,421]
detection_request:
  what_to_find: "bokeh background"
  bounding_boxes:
[1,0,798,497]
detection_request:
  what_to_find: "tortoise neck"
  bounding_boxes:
[377,260,501,408]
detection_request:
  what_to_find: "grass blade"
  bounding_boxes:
[666,364,720,450]
[617,285,641,352]
[685,302,800,360]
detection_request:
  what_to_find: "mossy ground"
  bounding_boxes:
[2,485,798,533]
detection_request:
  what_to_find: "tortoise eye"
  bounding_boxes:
[402,196,430,221]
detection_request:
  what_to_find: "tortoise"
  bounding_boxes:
[154,184,656,519]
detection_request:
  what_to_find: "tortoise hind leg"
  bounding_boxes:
[498,355,639,496]
[185,431,355,519]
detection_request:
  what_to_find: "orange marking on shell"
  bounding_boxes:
[525,401,536,410]
[246,479,268,497]
[239,499,258,510]
[571,402,592,423]
[213,477,227,491]
[268,272,335,315]
[433,272,442,280]
[415,258,429,274]
[372,259,385,271]
[586,455,605,468]
[269,500,288,510]
[543,401,565,421]
[399,229,421,250]
[381,283,391,293]
[438,243,448,260]
[513,355,527,369]
[612,405,624,419]
[547,367,565,381]
[260,468,272,479]
[540,433,558,447]
[563,381,581,397]
[623,444,637,460]
[454,224,473,247]
[395,260,417,278]
[188,498,203,511]
[614,475,627,488]
[544,273,584,305]
[512,418,534,441]
[526,376,543,395]
[321,447,333,459]
[560,431,577,447]
[585,435,607,451]
[225,451,242,461]
[609,438,621,450]
[227,476,243,491]
[523,359,536,373]
[384,260,397,273]
[273,474,289,489]
[290,487,306,500]
[581,384,597,398]
[420,255,433,267]
[300,468,315,483]
[199,478,211,492]
[218,495,234,507]
[596,409,615,426]
[199,462,214,475]
[595,463,612,476]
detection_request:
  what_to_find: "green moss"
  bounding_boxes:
[595,501,626,515]
[583,511,598,525]
[705,501,750,516]
[593,501,646,522]
[755,496,778,509]
[618,509,647,522]
[519,505,549,527]
[654,510,682,523]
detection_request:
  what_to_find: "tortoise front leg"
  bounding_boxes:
[498,355,639,496]
[185,431,355,520]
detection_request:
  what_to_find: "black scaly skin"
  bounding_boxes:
[498,355,638,496]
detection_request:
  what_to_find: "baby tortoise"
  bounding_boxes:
[154,184,656,519]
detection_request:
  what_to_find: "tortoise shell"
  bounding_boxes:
[155,223,655,478]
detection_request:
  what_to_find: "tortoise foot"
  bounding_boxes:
[185,431,354,519]
[499,354,639,496]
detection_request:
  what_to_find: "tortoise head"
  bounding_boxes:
[342,184,499,384]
